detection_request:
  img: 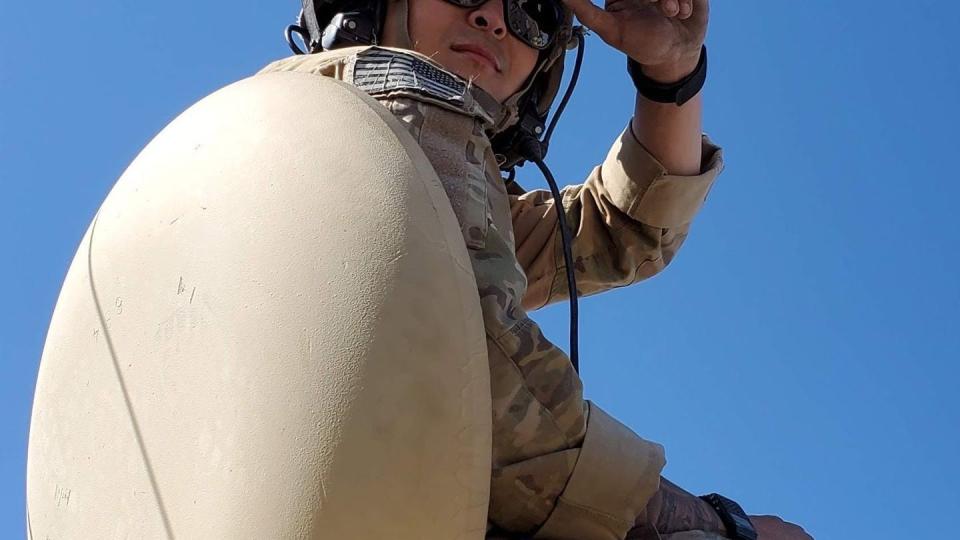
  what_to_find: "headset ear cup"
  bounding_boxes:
[492,9,573,167]
[533,25,571,117]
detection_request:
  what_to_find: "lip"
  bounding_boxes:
[450,43,502,73]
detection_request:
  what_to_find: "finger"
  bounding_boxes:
[646,0,680,18]
[678,0,693,19]
[560,0,617,36]
[660,0,680,17]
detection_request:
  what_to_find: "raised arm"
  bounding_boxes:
[511,128,722,310]
[513,0,720,310]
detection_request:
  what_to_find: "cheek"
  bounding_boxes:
[509,47,540,91]
[406,0,459,52]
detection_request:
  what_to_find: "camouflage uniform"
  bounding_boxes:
[260,45,725,540]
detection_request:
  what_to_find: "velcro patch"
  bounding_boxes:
[353,48,467,103]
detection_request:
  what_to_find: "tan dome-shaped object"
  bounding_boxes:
[26,72,492,539]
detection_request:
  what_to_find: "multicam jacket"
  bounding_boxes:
[260,45,724,540]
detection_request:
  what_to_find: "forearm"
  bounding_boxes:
[644,476,727,535]
[630,55,704,176]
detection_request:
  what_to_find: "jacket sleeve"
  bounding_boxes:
[511,123,724,311]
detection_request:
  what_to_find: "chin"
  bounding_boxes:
[443,60,499,94]
[459,72,505,100]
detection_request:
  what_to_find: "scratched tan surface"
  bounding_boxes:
[27,72,491,539]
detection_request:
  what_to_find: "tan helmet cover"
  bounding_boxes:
[26,70,492,538]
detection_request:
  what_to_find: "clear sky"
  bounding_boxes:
[2,1,958,538]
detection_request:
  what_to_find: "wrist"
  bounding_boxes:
[638,50,703,84]
[628,46,708,107]
[642,478,728,536]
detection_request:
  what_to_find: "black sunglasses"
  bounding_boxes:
[444,0,565,50]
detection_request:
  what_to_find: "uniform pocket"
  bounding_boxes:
[414,106,491,250]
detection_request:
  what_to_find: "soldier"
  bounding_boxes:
[264,0,812,538]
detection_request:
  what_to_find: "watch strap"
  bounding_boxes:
[627,45,708,106]
[699,493,757,540]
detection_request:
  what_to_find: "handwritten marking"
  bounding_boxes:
[54,485,71,508]
[177,276,185,295]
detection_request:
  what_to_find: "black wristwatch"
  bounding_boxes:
[699,493,757,540]
[627,45,707,106]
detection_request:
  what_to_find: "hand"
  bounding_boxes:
[560,0,709,80]
[750,515,815,540]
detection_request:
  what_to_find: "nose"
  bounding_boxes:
[467,0,508,40]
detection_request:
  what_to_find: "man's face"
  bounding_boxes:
[384,0,540,102]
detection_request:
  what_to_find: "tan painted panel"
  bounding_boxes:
[27,72,491,539]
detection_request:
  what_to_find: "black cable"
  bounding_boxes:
[513,29,587,373]
[530,28,586,372]
[285,24,307,55]
[542,27,586,148]
[532,156,579,373]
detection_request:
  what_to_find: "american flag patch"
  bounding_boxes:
[353,49,467,103]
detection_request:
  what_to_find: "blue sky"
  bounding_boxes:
[2,0,958,538]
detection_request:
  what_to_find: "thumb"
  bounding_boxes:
[560,0,616,37]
